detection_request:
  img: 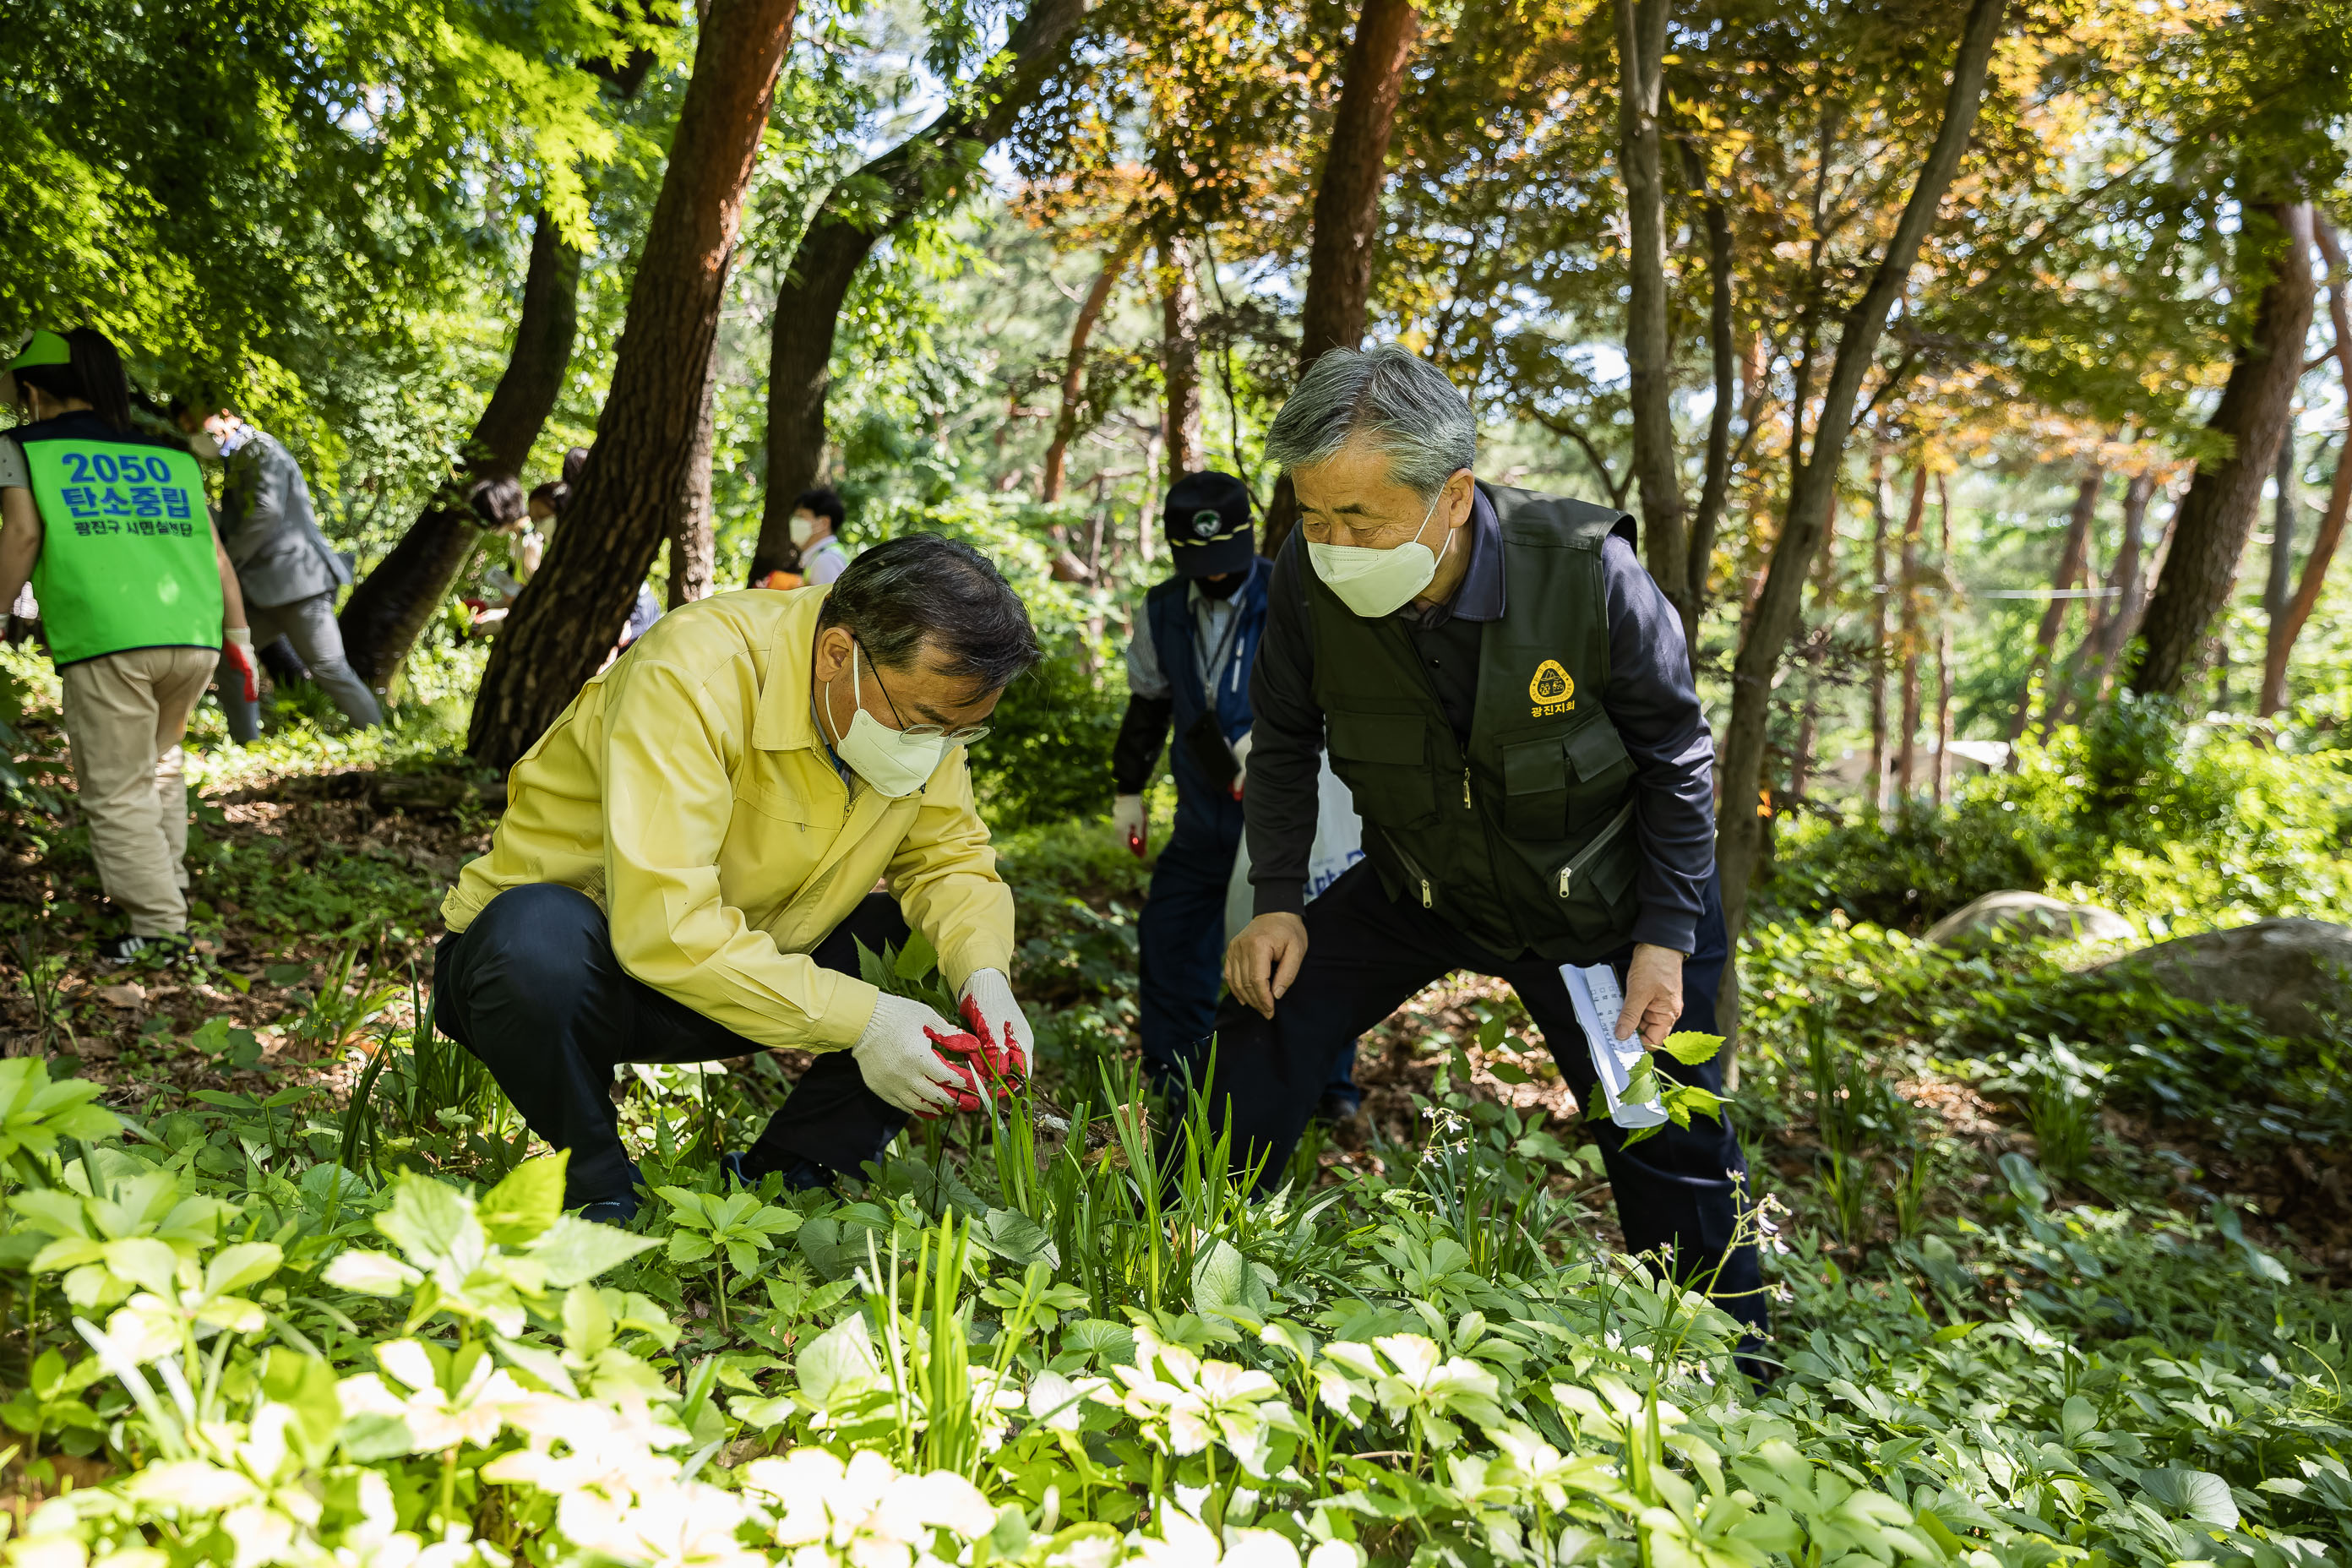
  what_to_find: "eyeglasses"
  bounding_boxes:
[857,638,992,746]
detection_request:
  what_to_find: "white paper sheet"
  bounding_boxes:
[1561,962,1666,1129]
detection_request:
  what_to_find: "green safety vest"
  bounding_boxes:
[1309,483,1643,964]
[15,415,221,666]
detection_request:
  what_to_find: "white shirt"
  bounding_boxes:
[1124,579,1246,702]
[803,536,849,585]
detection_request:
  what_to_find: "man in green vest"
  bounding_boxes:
[1209,345,1762,1342]
[0,329,256,964]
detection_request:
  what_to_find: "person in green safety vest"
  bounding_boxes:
[0,328,258,965]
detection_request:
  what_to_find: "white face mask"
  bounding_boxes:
[790,513,825,547]
[820,641,948,798]
[1306,486,1451,618]
[186,433,222,461]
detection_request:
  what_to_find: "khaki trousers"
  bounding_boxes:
[60,646,218,936]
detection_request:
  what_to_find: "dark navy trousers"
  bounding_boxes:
[1196,862,1765,1334]
[433,884,911,1206]
[1138,817,1358,1106]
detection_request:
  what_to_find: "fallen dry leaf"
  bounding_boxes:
[96,983,144,1008]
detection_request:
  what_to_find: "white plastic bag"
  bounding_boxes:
[1224,750,1365,944]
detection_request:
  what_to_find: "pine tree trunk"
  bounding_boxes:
[1897,464,1926,806]
[1161,235,1204,483]
[668,340,719,608]
[1934,474,1953,807]
[467,0,802,770]
[1260,0,1421,559]
[1041,234,1143,504]
[1867,455,1891,819]
[1614,0,1686,625]
[1715,0,2007,964]
[2259,215,2352,717]
[743,0,1093,584]
[2006,466,2101,740]
[2074,470,2156,707]
[1685,181,1738,647]
[339,210,581,690]
[2131,202,2317,699]
[2259,431,2298,702]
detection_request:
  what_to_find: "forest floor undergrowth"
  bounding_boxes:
[0,683,2340,1291]
[6,675,2352,1565]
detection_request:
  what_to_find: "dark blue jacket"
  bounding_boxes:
[1122,558,1267,845]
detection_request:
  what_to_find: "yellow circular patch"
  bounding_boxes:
[1528,659,1574,704]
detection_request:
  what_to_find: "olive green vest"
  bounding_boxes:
[1309,483,1642,963]
[17,416,221,666]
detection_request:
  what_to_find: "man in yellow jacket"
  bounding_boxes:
[436,534,1043,1221]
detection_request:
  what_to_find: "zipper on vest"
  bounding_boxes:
[1556,802,1637,898]
[1461,768,1472,809]
[1391,837,1435,909]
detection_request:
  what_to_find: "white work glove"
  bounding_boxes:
[850,993,966,1116]
[222,625,259,703]
[1229,729,1253,800]
[1113,793,1147,857]
[957,969,1035,1081]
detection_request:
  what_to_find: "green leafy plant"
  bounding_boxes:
[188,1015,265,1072]
[1612,1031,1727,1148]
[653,1184,803,1331]
[0,1058,122,1189]
[16,951,80,1064]
[2001,1037,2110,1184]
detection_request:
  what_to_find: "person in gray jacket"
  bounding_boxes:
[172,399,381,738]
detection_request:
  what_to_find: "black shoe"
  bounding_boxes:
[577,1190,640,1227]
[1313,1091,1364,1127]
[97,932,192,966]
[777,1157,836,1193]
[727,1150,833,1193]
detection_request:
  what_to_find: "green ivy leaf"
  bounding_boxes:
[798,1314,883,1407]
[479,1155,567,1248]
[2137,1467,2240,1529]
[1658,1032,1724,1064]
[1063,1318,1136,1367]
[203,1242,283,1298]
[531,1215,660,1288]
[377,1175,482,1271]
[1191,1238,1271,1323]
[975,1208,1059,1269]
[894,930,940,981]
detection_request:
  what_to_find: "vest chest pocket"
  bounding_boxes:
[1326,710,1439,829]
[1500,720,1633,837]
[1502,734,1571,837]
[1564,721,1634,798]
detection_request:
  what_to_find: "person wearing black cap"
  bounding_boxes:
[1111,472,1359,1114]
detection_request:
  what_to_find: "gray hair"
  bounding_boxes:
[819,533,1041,693]
[1262,345,1476,500]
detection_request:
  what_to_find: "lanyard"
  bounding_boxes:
[1195,595,1246,700]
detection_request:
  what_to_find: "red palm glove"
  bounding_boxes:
[223,629,259,702]
[955,988,1030,1081]
[912,993,1030,1120]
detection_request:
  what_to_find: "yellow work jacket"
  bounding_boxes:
[442,589,1014,1051]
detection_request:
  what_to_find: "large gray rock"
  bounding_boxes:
[2088,918,2352,1038]
[1923,890,2136,951]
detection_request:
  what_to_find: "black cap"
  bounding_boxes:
[1163,471,1255,578]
